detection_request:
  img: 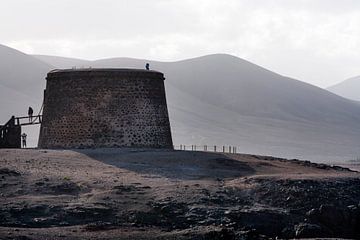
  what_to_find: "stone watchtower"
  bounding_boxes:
[38,68,173,149]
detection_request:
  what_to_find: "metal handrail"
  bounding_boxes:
[15,103,44,125]
[15,115,42,126]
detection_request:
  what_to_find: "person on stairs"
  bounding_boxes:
[28,107,33,122]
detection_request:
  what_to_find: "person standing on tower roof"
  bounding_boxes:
[28,107,34,122]
[145,63,150,70]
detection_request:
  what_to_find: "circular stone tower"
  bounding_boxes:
[38,68,173,149]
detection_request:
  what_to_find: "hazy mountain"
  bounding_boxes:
[0,45,52,97]
[327,76,360,101]
[3,49,360,161]
[33,55,91,69]
[0,45,52,119]
[0,45,54,146]
[89,55,360,162]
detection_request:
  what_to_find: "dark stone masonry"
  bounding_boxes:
[38,68,173,149]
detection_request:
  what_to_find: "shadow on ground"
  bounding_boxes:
[76,148,255,180]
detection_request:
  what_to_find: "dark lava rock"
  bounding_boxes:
[251,178,360,212]
[65,205,113,219]
[32,178,86,196]
[1,204,63,228]
[306,204,360,238]
[202,228,236,240]
[127,210,161,227]
[295,223,323,238]
[199,228,268,240]
[4,236,33,240]
[0,168,20,176]
[113,184,139,194]
[49,181,81,195]
[127,200,191,229]
[226,208,292,237]
[84,221,114,231]
[1,201,117,228]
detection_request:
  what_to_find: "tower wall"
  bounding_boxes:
[38,69,173,149]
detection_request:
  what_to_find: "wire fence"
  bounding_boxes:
[174,145,238,154]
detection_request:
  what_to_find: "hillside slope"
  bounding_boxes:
[10,52,360,161]
[89,55,360,161]
[0,45,52,121]
[33,55,91,69]
[328,76,360,101]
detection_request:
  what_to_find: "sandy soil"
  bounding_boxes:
[0,148,359,239]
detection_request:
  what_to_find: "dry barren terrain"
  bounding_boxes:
[0,148,360,239]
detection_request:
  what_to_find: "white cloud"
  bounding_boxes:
[2,0,360,87]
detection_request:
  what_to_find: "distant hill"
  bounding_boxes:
[0,45,53,120]
[33,55,91,69]
[0,45,54,146]
[327,76,360,101]
[1,49,359,161]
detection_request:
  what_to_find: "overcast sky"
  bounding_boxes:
[2,0,360,87]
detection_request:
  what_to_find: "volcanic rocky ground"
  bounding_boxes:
[0,148,360,239]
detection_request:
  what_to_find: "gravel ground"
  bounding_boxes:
[0,148,359,239]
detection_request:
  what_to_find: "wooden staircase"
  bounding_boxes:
[0,115,42,148]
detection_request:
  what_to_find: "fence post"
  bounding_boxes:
[179,144,237,153]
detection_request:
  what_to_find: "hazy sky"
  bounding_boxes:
[2,0,360,87]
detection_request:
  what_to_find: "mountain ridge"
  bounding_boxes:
[0,45,358,161]
[327,75,360,101]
